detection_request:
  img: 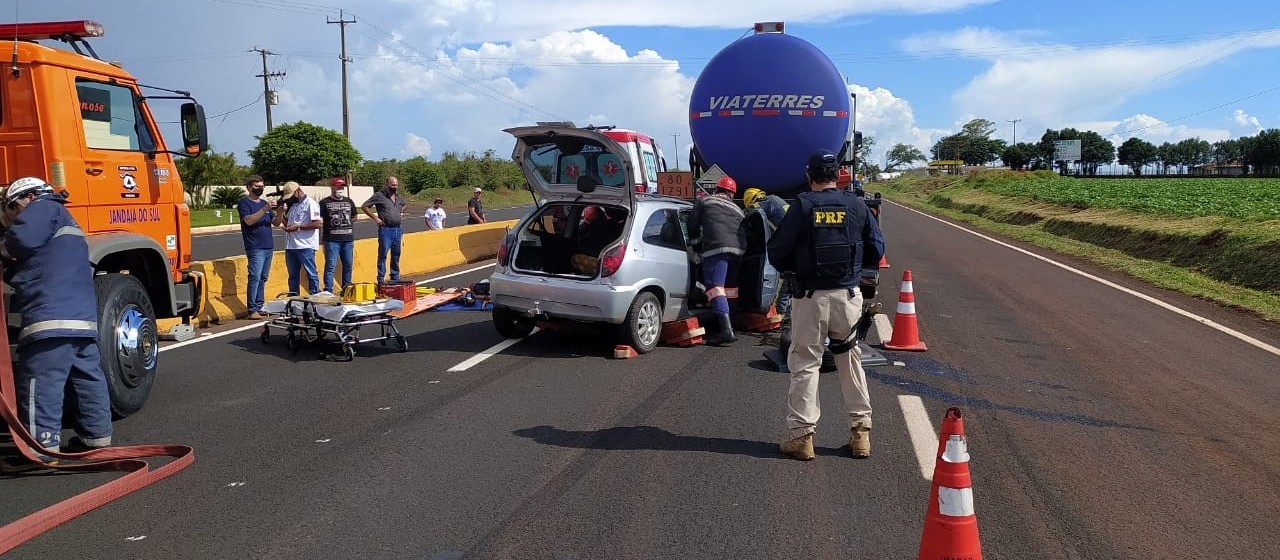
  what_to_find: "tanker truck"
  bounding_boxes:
[688,22,859,196]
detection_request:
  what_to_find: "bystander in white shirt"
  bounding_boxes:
[285,194,322,250]
[424,202,447,230]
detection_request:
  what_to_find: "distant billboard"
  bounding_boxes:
[1054,139,1082,161]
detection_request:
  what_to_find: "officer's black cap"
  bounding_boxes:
[806,149,839,174]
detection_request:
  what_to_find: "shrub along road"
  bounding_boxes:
[4,204,1279,558]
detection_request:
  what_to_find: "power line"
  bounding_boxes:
[1110,83,1280,137]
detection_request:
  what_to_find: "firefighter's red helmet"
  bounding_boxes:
[716,176,737,194]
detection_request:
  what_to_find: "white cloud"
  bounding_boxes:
[902,27,1280,125]
[403,133,433,157]
[390,0,1001,43]
[1230,109,1263,134]
[1075,113,1231,146]
[848,84,947,165]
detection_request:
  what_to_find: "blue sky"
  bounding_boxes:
[12,0,1280,168]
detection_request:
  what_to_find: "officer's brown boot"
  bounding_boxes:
[780,433,815,461]
[850,419,872,459]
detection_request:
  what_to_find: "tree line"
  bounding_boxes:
[878,118,1280,177]
[177,121,526,208]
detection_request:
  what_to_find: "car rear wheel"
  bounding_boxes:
[618,292,662,354]
[493,306,536,339]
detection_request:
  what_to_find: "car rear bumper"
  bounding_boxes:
[490,271,640,324]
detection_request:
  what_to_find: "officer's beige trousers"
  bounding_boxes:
[786,287,873,437]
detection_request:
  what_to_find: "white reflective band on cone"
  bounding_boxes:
[942,434,970,463]
[901,280,913,292]
[896,301,916,314]
[938,486,976,517]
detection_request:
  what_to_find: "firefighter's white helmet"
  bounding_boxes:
[5,177,54,204]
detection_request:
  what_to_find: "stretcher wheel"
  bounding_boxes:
[342,344,356,361]
[395,335,408,353]
[287,332,301,354]
[260,328,270,344]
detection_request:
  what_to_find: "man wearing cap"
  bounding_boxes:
[688,175,745,346]
[767,149,884,461]
[271,181,322,295]
[319,177,357,293]
[424,197,447,230]
[362,176,407,283]
[1,177,112,471]
[467,187,486,224]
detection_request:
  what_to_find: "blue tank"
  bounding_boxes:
[689,30,851,194]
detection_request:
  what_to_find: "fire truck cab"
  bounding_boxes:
[1,20,209,416]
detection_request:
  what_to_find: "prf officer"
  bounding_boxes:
[766,149,884,461]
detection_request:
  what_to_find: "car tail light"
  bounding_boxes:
[601,243,626,277]
[497,233,513,267]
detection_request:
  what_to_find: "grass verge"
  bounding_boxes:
[879,171,1280,322]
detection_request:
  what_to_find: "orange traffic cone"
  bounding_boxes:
[878,252,891,268]
[918,407,983,560]
[883,270,927,351]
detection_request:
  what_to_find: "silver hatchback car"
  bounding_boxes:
[490,125,779,353]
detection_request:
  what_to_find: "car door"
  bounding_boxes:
[638,206,692,319]
[735,208,781,314]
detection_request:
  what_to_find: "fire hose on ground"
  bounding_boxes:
[0,270,194,555]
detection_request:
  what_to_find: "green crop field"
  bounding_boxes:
[970,176,1280,219]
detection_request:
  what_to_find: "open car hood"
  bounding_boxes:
[505,126,636,206]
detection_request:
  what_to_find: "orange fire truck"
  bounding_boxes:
[1,20,208,416]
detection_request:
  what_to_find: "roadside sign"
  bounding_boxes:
[696,163,727,192]
[656,172,695,199]
[1054,139,1081,161]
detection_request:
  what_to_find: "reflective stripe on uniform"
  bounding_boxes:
[706,286,727,299]
[19,319,98,340]
[53,225,86,239]
[724,287,739,299]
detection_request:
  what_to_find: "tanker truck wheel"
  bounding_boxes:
[96,273,158,419]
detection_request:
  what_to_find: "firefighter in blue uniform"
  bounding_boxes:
[767,150,884,461]
[1,177,112,471]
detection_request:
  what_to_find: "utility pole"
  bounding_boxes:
[1008,118,1022,144]
[250,47,285,133]
[328,9,357,139]
[671,133,680,170]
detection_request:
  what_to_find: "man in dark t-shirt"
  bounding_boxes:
[362,176,407,283]
[319,178,358,293]
[467,187,486,224]
[237,175,275,319]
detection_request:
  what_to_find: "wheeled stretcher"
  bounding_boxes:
[259,294,408,361]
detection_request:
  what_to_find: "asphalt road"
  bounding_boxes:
[4,202,1279,559]
[191,204,535,262]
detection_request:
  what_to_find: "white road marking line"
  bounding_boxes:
[447,329,539,372]
[314,438,331,443]
[889,201,1280,358]
[158,264,497,353]
[414,263,495,285]
[225,481,246,488]
[159,321,265,353]
[898,395,938,481]
[125,536,147,542]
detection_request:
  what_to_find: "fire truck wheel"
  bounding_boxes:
[95,273,158,419]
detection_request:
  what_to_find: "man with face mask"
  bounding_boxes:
[362,176,407,284]
[237,175,275,319]
[319,177,357,293]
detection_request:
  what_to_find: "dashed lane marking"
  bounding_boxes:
[898,394,938,481]
[447,329,540,372]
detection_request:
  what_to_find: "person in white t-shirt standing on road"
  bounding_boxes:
[271,181,322,295]
[424,197,447,230]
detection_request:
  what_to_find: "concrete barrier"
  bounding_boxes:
[162,220,515,327]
